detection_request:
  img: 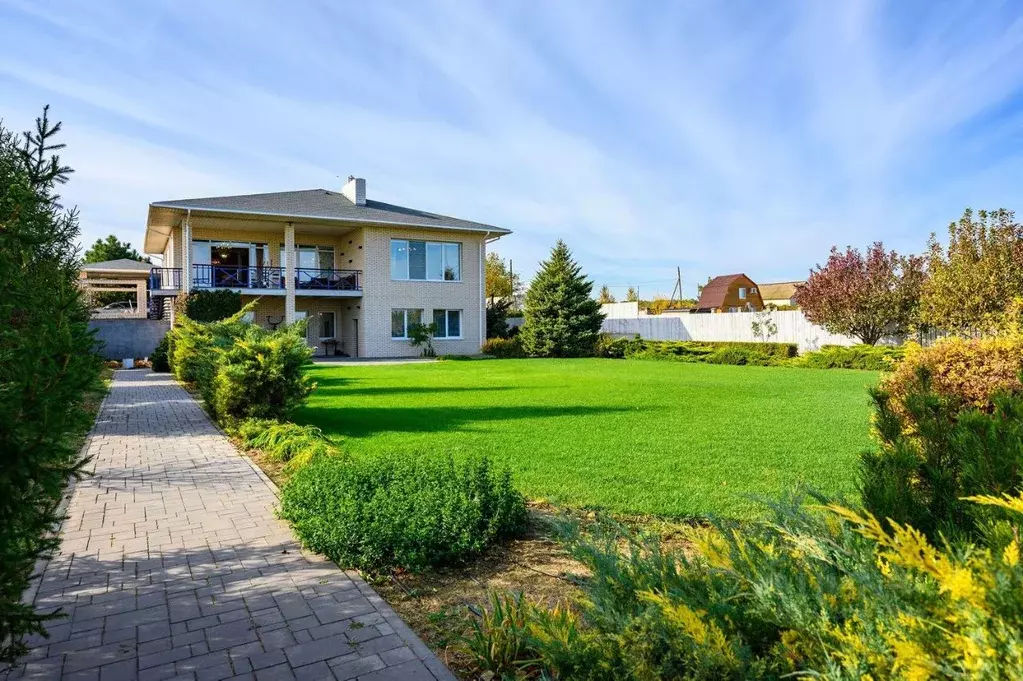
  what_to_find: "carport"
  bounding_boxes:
[78,258,152,318]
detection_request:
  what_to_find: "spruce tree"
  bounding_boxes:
[0,107,101,665]
[520,240,605,357]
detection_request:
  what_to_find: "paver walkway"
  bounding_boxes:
[10,370,454,681]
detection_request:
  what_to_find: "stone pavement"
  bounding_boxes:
[9,370,454,681]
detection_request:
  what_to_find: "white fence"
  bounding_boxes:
[601,310,886,351]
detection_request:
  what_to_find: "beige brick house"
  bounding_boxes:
[143,177,510,357]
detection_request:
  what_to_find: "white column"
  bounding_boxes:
[284,222,296,324]
[181,214,193,292]
[136,280,147,319]
[479,236,487,349]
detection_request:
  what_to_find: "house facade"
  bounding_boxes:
[143,177,510,357]
[692,273,763,313]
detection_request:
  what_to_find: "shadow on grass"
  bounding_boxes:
[314,385,515,398]
[297,404,638,438]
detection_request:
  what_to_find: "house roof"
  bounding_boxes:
[695,273,753,309]
[758,281,802,300]
[81,258,152,272]
[145,188,510,253]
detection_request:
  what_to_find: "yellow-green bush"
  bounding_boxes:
[482,336,526,358]
[466,495,1023,679]
[880,335,1023,415]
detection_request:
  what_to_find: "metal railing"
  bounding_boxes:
[147,266,362,292]
[192,264,285,290]
[148,267,182,291]
[295,268,361,291]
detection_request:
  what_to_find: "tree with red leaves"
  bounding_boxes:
[796,243,926,345]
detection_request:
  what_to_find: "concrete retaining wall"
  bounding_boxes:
[89,319,170,359]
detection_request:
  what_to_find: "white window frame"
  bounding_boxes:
[390,239,461,282]
[318,311,336,340]
[241,311,255,324]
[738,287,747,299]
[390,308,424,340]
[432,309,463,339]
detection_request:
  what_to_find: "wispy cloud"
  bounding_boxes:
[1,0,1021,295]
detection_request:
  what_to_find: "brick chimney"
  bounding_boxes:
[342,175,366,205]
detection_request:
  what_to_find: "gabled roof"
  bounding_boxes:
[81,258,152,272]
[695,273,755,310]
[759,281,802,300]
[145,188,509,253]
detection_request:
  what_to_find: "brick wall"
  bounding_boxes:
[361,226,486,357]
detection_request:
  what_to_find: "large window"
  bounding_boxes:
[432,309,462,339]
[391,308,423,339]
[281,245,335,271]
[390,240,460,281]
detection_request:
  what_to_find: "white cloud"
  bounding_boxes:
[1,0,1021,295]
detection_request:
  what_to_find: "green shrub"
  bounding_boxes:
[180,288,242,322]
[150,334,170,372]
[468,494,1023,679]
[861,368,1023,543]
[170,307,314,424]
[0,109,103,664]
[281,454,528,572]
[482,336,526,358]
[798,344,904,370]
[596,339,797,365]
[232,419,333,469]
[211,322,314,421]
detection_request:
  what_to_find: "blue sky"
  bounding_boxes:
[2,1,1023,298]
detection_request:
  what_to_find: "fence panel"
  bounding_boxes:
[601,310,879,351]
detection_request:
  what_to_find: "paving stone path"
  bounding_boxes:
[10,370,454,681]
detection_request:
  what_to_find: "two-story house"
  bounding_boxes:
[143,176,510,358]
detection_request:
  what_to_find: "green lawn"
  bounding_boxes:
[296,359,878,519]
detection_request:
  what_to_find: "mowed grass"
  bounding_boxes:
[296,359,878,519]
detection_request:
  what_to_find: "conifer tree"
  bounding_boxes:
[598,285,616,304]
[520,241,605,357]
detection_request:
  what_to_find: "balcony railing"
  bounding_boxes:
[149,267,182,291]
[149,266,362,292]
[193,264,285,290]
[296,268,361,291]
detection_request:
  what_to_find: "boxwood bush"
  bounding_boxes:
[595,337,797,366]
[281,453,528,572]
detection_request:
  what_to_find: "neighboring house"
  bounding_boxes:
[692,274,763,313]
[759,280,803,308]
[143,176,511,357]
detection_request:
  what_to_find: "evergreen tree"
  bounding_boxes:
[520,241,605,357]
[0,107,101,664]
[625,286,639,302]
[598,285,616,304]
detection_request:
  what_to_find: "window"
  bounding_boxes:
[241,311,255,324]
[432,309,462,338]
[390,240,461,281]
[391,308,423,339]
[282,245,334,271]
[294,311,308,322]
[738,287,747,299]
[319,312,335,339]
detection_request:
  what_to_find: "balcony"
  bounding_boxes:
[148,266,362,295]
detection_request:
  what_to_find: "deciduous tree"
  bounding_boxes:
[795,242,925,345]
[520,241,605,357]
[920,208,1023,334]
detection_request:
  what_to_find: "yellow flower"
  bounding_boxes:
[888,636,936,681]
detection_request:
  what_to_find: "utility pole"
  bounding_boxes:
[668,266,683,309]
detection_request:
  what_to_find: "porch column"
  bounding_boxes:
[181,214,193,292]
[135,280,147,319]
[284,222,296,324]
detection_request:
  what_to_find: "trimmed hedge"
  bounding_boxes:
[281,454,528,572]
[595,335,797,366]
[797,344,904,370]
